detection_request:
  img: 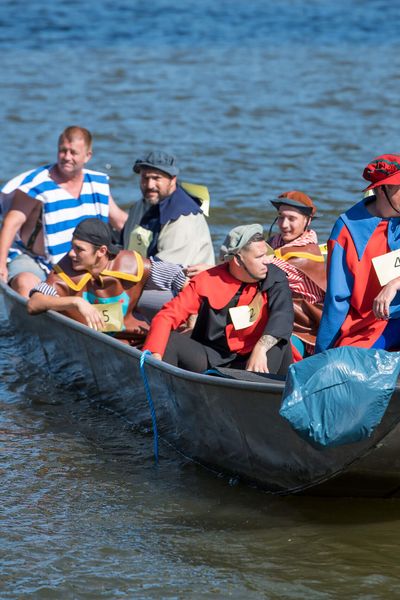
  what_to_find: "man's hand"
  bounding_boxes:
[373,277,400,320]
[0,264,8,283]
[151,353,162,361]
[246,342,269,373]
[246,334,279,373]
[184,263,211,278]
[177,313,198,334]
[74,297,105,331]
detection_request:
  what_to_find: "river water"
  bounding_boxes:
[1,0,400,597]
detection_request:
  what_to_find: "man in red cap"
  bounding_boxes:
[316,154,400,352]
[268,191,326,357]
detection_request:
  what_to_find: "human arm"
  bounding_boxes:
[243,266,292,373]
[373,276,400,319]
[108,194,128,231]
[0,190,39,281]
[315,239,353,352]
[261,265,294,341]
[142,279,202,357]
[246,334,279,373]
[184,263,212,278]
[145,257,187,294]
[27,292,105,330]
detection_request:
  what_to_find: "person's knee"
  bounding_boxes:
[10,272,41,297]
[164,331,208,372]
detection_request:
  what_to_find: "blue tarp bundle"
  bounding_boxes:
[280,347,400,448]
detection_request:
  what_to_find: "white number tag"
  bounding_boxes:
[372,249,400,286]
[92,302,124,332]
[128,226,153,256]
[229,292,264,330]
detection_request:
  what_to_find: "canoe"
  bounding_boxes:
[2,280,400,498]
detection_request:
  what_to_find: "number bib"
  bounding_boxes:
[372,249,400,286]
[92,302,124,332]
[127,225,153,256]
[229,291,264,330]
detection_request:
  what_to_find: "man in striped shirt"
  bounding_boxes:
[0,126,127,297]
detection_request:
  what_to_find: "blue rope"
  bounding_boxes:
[139,350,159,463]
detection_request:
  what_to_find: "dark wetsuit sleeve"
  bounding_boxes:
[262,264,294,341]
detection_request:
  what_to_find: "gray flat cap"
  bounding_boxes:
[219,224,264,261]
[133,150,179,177]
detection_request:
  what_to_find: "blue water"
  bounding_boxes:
[0,0,398,49]
[2,1,400,597]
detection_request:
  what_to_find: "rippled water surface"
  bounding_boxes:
[2,0,400,597]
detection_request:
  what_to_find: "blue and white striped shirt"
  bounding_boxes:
[1,164,110,267]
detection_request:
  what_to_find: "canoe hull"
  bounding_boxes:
[2,282,400,497]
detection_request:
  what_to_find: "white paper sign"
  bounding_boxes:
[92,302,124,332]
[372,249,400,286]
[128,225,153,256]
[229,292,263,330]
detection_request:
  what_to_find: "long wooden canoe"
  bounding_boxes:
[2,280,400,498]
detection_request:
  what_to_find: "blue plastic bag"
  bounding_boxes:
[280,347,400,448]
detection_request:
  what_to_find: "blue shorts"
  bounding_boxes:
[7,254,47,283]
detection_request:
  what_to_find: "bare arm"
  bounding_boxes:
[0,190,40,281]
[108,194,128,231]
[246,334,280,373]
[27,293,105,330]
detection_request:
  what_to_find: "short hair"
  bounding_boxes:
[58,126,92,150]
[240,232,265,252]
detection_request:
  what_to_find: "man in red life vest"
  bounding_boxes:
[143,224,294,374]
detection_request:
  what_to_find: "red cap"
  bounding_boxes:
[363,154,400,190]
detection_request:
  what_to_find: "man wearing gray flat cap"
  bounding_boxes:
[143,224,294,375]
[122,150,215,267]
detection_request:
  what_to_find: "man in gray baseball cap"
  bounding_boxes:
[143,223,294,375]
[123,150,215,268]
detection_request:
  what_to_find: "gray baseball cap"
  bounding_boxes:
[133,150,179,177]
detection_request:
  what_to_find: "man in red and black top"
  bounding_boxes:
[143,224,294,374]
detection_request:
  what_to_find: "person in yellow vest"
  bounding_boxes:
[27,218,187,344]
[122,150,215,267]
[268,191,326,357]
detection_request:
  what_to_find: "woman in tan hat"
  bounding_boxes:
[268,191,326,358]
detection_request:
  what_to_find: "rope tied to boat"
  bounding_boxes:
[139,350,159,463]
